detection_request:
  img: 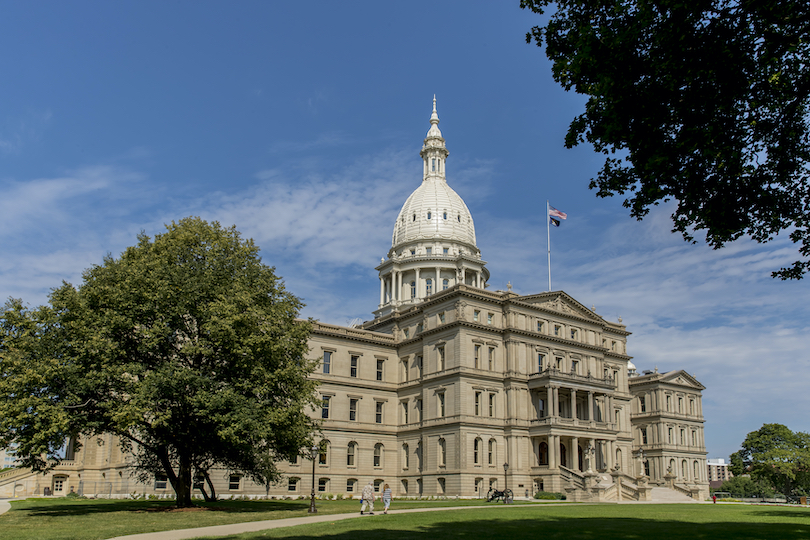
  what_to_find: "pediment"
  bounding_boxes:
[661,370,705,390]
[516,292,603,323]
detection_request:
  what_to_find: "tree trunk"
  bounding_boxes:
[203,470,218,502]
[175,452,194,507]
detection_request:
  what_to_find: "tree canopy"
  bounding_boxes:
[521,0,810,278]
[730,423,810,497]
[0,217,319,506]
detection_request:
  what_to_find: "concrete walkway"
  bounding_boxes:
[105,503,564,540]
[0,499,11,516]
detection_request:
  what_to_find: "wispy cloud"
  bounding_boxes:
[0,109,52,155]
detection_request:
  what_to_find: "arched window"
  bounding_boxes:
[347,442,357,467]
[681,459,688,479]
[413,214,416,222]
[410,281,416,299]
[669,458,676,474]
[319,441,329,465]
[442,278,449,290]
[457,214,461,222]
[488,439,496,465]
[427,211,432,220]
[474,438,481,464]
[439,438,446,466]
[443,211,447,219]
[426,278,433,296]
[560,442,567,468]
[416,441,423,470]
[693,460,700,480]
[616,448,622,469]
[374,443,384,468]
[403,443,409,469]
[539,442,548,465]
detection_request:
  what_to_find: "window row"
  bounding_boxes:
[321,396,386,424]
[322,351,386,381]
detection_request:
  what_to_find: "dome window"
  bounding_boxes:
[426,278,433,296]
[410,249,416,256]
[443,212,447,219]
[427,212,432,220]
[413,214,416,222]
[432,158,436,171]
[457,214,461,222]
[410,281,416,299]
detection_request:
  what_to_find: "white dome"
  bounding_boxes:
[390,97,478,253]
[392,179,477,250]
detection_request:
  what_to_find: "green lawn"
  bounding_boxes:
[1,498,808,540]
[200,504,810,540]
[0,497,510,540]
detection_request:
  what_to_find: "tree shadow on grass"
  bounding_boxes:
[20,499,309,517]
[200,515,810,540]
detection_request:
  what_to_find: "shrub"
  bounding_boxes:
[534,491,566,500]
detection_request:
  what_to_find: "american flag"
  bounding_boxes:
[549,205,567,226]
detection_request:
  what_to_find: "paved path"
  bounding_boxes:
[0,499,11,516]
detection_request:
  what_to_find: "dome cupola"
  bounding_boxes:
[374,98,488,319]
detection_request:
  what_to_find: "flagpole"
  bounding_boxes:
[547,200,552,291]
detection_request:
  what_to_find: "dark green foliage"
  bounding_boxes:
[714,475,776,498]
[533,491,566,499]
[730,423,810,497]
[0,217,319,507]
[521,0,810,278]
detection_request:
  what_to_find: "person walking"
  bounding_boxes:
[382,483,392,514]
[360,481,375,515]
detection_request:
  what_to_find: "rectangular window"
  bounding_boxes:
[570,329,577,340]
[488,347,494,370]
[439,312,445,323]
[474,345,481,368]
[475,392,481,416]
[417,398,423,421]
[537,321,544,332]
[487,313,493,325]
[349,399,358,421]
[426,247,432,255]
[229,475,241,490]
[376,359,384,381]
[417,355,423,377]
[537,353,545,372]
[639,396,646,412]
[403,401,409,424]
[321,396,330,419]
[404,328,410,339]
[347,479,355,492]
[473,310,480,322]
[155,475,168,490]
[319,447,327,465]
[288,478,298,491]
[318,479,327,492]
[402,358,409,382]
[641,427,648,444]
[350,355,358,377]
[376,401,383,424]
[554,325,561,336]
[571,360,579,374]
[438,346,445,371]
[438,393,445,417]
[323,351,331,374]
[489,393,495,417]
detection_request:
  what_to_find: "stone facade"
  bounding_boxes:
[0,99,708,501]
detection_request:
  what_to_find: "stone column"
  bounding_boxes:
[549,435,558,469]
[570,389,577,420]
[588,391,594,422]
[553,386,560,416]
[435,266,441,293]
[546,386,554,418]
[396,271,401,302]
[415,268,421,299]
[607,396,614,424]
[380,274,385,305]
[571,437,579,471]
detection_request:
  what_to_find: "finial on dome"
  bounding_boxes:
[430,95,439,125]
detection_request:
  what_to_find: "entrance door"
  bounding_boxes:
[53,477,66,495]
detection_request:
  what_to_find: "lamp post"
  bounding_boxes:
[308,444,318,514]
[503,462,509,503]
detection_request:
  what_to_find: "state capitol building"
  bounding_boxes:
[0,100,710,502]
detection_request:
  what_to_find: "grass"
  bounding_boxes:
[198,504,810,540]
[0,497,516,540]
[0,498,808,540]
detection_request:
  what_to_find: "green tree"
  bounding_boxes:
[0,217,319,507]
[521,0,810,279]
[715,475,775,498]
[730,423,810,497]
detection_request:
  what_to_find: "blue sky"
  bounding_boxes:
[1,1,807,461]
